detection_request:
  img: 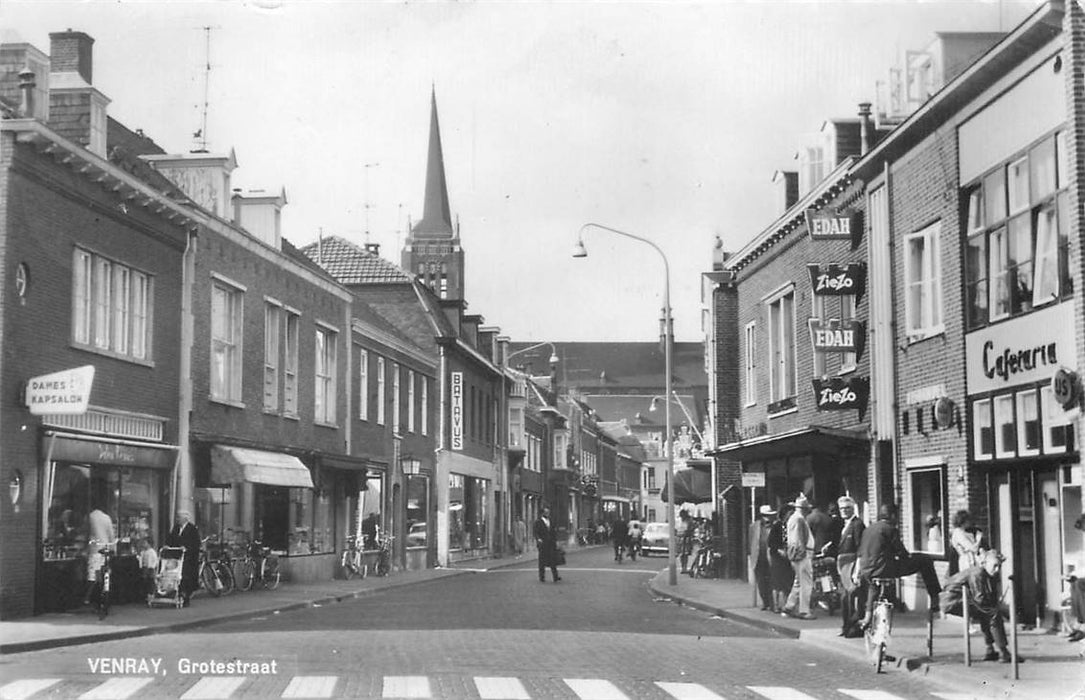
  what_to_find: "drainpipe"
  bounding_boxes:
[177,226,198,517]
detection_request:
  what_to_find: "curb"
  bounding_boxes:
[646,580,800,639]
[0,569,467,655]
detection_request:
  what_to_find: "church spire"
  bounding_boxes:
[412,87,453,237]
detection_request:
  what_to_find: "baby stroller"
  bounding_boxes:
[147,546,185,609]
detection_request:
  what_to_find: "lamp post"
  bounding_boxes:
[648,393,704,445]
[573,223,677,586]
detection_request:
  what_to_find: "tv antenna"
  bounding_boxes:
[363,162,379,241]
[192,26,218,153]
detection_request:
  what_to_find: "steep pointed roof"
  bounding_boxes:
[411,89,454,238]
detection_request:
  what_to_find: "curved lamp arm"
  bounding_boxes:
[507,341,559,367]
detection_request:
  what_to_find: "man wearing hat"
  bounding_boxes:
[165,509,201,606]
[751,505,778,611]
[784,493,816,619]
[836,496,866,636]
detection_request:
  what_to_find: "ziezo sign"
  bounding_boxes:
[811,376,870,414]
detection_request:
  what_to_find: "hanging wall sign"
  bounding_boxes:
[1052,367,1080,409]
[808,318,865,358]
[806,209,863,244]
[812,376,870,413]
[807,263,866,299]
[450,371,464,450]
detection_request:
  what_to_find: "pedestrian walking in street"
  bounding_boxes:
[783,493,816,620]
[513,516,527,558]
[940,550,1019,663]
[835,496,865,637]
[165,509,201,606]
[677,510,694,573]
[611,516,628,563]
[533,506,562,583]
[751,505,777,611]
[768,505,793,613]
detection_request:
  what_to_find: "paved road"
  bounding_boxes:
[0,548,970,699]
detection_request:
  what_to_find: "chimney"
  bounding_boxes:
[18,64,35,117]
[364,242,381,256]
[772,170,799,213]
[49,30,93,84]
[47,30,109,157]
[141,149,238,217]
[232,187,287,249]
[0,41,49,120]
[858,102,873,155]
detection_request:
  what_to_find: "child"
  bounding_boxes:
[940,549,1020,663]
[139,537,158,597]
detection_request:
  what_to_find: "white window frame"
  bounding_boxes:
[1015,388,1040,457]
[72,248,152,361]
[993,394,1016,459]
[210,275,244,403]
[903,221,944,341]
[283,309,299,417]
[358,348,369,421]
[766,287,797,406]
[314,323,337,425]
[973,398,993,461]
[744,321,757,406]
[376,357,386,426]
[421,377,428,436]
[1041,385,1069,455]
[407,370,416,433]
[392,362,401,432]
[264,301,281,412]
[554,431,568,469]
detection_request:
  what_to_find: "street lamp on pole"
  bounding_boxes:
[507,341,560,369]
[648,393,704,445]
[573,222,677,586]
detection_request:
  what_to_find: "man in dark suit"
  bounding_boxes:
[165,509,201,606]
[533,506,561,583]
[858,503,941,627]
[610,517,628,563]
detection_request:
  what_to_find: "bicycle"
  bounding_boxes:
[340,535,367,580]
[374,534,392,577]
[237,540,281,591]
[688,536,724,579]
[198,535,235,596]
[86,539,117,620]
[864,577,897,673]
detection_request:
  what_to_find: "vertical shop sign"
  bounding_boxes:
[450,371,464,450]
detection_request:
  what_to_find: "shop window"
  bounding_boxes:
[211,277,244,402]
[264,303,281,412]
[405,474,429,548]
[909,467,945,554]
[994,394,1016,458]
[72,248,153,361]
[359,470,384,550]
[903,222,943,341]
[284,310,299,417]
[449,474,464,550]
[973,398,993,460]
[1016,389,1040,457]
[314,325,337,425]
[1041,385,1070,454]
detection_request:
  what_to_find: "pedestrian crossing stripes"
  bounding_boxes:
[0,676,975,700]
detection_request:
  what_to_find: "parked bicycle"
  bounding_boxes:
[374,534,392,577]
[811,550,842,613]
[688,536,724,579]
[198,535,235,596]
[237,539,281,591]
[340,535,367,580]
[87,538,118,620]
[865,577,897,673]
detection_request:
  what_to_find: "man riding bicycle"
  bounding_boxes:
[857,504,942,629]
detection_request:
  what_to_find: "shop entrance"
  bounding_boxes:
[256,485,289,551]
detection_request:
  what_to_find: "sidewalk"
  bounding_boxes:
[647,571,1085,700]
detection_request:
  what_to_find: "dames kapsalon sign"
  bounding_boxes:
[965,303,1076,395]
[25,365,95,415]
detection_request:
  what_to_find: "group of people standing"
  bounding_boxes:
[751,493,1024,663]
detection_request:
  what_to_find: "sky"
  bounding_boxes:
[2,0,1040,342]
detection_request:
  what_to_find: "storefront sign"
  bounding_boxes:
[26,365,95,415]
[806,209,862,243]
[807,263,866,298]
[50,435,176,469]
[811,376,870,412]
[450,371,464,450]
[741,472,765,488]
[1052,367,1080,409]
[808,318,865,356]
[965,303,1077,395]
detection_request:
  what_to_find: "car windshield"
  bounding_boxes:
[645,524,667,535]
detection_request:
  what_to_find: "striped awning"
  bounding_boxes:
[211,445,314,488]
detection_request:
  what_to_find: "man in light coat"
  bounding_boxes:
[783,493,816,619]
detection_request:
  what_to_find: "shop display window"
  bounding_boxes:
[359,470,384,550]
[909,467,945,554]
[971,385,1074,462]
[994,394,1016,458]
[1016,389,1040,456]
[449,474,465,551]
[405,474,428,548]
[973,398,994,460]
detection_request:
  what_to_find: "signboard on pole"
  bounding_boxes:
[741,472,765,488]
[25,365,95,415]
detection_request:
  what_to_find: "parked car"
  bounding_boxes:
[641,522,669,556]
[407,523,427,547]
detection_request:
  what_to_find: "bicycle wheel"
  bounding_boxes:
[376,553,390,577]
[216,561,236,595]
[237,558,255,592]
[200,562,223,596]
[262,557,281,590]
[342,552,357,580]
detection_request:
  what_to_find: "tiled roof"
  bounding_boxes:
[299,235,413,285]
